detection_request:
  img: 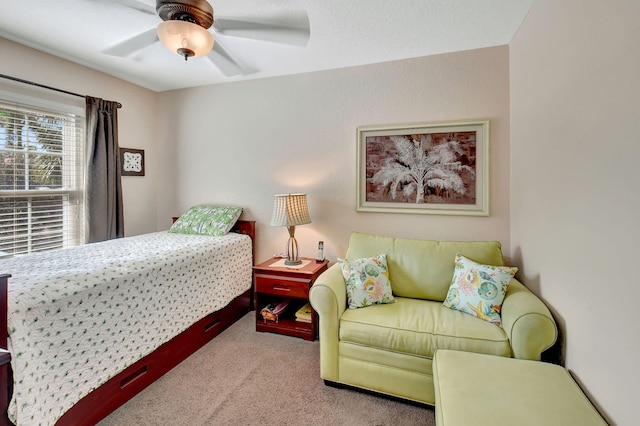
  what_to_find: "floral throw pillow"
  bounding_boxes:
[338,254,395,309]
[169,205,242,236]
[442,254,517,327]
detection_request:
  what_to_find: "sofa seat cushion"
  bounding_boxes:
[339,297,511,358]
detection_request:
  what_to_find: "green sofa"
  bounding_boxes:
[308,232,557,405]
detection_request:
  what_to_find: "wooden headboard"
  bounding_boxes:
[231,220,256,266]
[231,219,255,238]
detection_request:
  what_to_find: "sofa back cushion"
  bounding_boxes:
[345,232,505,301]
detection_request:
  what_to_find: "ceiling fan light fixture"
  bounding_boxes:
[157,20,214,61]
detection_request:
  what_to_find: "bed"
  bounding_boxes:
[0,213,255,426]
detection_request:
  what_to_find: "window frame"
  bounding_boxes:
[0,89,86,257]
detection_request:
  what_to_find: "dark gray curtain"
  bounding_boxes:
[86,96,124,243]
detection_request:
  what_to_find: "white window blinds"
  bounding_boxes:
[0,97,85,257]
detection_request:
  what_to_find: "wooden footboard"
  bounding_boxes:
[0,274,9,426]
[1,220,255,426]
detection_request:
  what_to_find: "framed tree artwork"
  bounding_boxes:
[120,148,145,177]
[357,120,489,216]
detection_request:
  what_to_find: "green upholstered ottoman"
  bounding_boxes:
[432,350,607,426]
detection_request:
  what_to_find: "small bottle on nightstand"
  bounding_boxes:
[316,241,324,262]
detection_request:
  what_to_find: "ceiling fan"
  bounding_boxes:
[101,0,310,76]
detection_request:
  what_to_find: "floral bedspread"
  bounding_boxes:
[1,231,252,426]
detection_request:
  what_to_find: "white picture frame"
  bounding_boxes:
[357,120,489,216]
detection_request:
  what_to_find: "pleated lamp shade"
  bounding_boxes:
[270,194,311,227]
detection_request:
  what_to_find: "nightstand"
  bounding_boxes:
[254,257,329,341]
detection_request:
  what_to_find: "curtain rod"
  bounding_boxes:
[0,73,122,108]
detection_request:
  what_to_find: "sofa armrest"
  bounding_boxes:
[501,279,557,360]
[309,264,347,381]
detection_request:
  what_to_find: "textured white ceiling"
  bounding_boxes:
[0,0,534,92]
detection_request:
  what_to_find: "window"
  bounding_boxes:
[0,95,85,257]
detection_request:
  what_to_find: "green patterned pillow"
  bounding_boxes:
[338,254,395,309]
[443,254,517,327]
[169,205,242,236]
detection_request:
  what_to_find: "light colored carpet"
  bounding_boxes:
[98,313,435,426]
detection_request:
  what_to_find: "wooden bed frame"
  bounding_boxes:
[0,220,256,426]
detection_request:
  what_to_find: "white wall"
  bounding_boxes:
[0,38,160,236]
[157,46,512,263]
[510,1,640,424]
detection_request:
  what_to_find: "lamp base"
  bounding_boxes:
[284,227,302,266]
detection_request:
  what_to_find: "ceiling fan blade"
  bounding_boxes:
[212,16,310,46]
[206,40,255,77]
[103,28,159,57]
[89,0,156,15]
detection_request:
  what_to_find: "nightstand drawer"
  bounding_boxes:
[255,275,310,298]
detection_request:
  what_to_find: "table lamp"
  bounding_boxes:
[270,193,311,265]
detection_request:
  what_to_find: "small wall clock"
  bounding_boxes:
[120,148,145,176]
